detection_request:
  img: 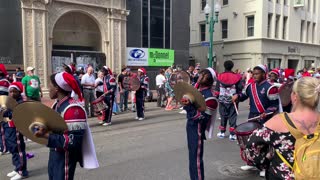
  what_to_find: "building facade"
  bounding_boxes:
[127,0,190,68]
[0,0,128,90]
[190,0,320,73]
[0,0,23,69]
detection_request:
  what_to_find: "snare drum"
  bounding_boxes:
[235,122,262,162]
[92,96,107,113]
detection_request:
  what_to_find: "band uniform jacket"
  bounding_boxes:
[239,80,279,115]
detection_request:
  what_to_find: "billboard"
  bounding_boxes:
[127,47,174,67]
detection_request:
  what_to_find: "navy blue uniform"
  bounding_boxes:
[48,96,87,180]
[184,87,217,180]
[136,75,149,119]
[0,77,10,153]
[239,80,279,124]
[215,72,243,134]
[102,75,117,124]
[3,97,28,177]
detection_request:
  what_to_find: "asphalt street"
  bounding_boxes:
[0,102,262,180]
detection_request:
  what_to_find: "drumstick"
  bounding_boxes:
[247,112,274,122]
[234,102,239,115]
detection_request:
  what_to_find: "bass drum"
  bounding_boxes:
[169,71,190,88]
[122,76,140,91]
[235,121,262,163]
[279,82,294,107]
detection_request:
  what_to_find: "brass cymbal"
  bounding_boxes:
[0,96,18,122]
[174,82,206,110]
[13,102,67,145]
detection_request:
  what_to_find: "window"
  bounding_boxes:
[300,20,305,42]
[312,23,316,43]
[314,0,316,13]
[221,20,228,39]
[142,0,148,47]
[306,21,310,42]
[268,59,281,70]
[308,0,311,11]
[200,24,206,41]
[284,0,288,5]
[276,0,280,3]
[142,0,171,48]
[247,16,255,37]
[305,60,314,69]
[267,14,272,37]
[275,15,280,38]
[165,0,171,49]
[201,0,206,10]
[283,16,288,40]
[223,0,228,5]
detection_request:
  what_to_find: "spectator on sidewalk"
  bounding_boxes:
[15,67,24,82]
[156,69,166,107]
[22,67,43,102]
[118,68,129,112]
[95,71,104,98]
[81,66,96,117]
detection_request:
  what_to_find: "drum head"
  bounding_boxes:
[235,122,262,133]
[169,71,190,88]
[122,76,140,91]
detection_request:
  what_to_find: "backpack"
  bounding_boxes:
[277,113,320,180]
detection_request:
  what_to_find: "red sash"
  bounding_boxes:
[103,77,108,93]
[251,83,265,113]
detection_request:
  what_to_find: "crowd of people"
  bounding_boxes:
[0,61,320,180]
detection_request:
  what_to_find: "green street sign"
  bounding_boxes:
[148,48,175,66]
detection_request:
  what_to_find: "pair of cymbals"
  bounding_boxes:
[174,82,206,110]
[0,96,18,122]
[13,101,67,145]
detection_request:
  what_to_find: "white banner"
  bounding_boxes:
[127,47,148,66]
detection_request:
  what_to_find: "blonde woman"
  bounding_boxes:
[164,67,174,110]
[246,77,320,179]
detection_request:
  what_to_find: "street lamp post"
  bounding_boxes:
[204,0,221,68]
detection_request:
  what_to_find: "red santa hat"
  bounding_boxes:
[269,69,280,76]
[9,82,23,92]
[67,64,76,74]
[254,64,268,73]
[206,67,217,79]
[55,72,83,101]
[103,66,113,75]
[0,64,8,76]
[284,68,295,80]
[138,68,147,74]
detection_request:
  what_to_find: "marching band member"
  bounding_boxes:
[232,65,279,175]
[181,68,218,180]
[215,60,243,141]
[4,82,28,180]
[281,68,295,113]
[135,68,149,121]
[0,64,10,155]
[33,72,99,180]
[101,66,117,126]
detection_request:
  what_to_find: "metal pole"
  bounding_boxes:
[208,0,215,68]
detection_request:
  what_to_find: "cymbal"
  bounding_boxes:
[13,102,67,145]
[0,96,18,122]
[174,82,206,110]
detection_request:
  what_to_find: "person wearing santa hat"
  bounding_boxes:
[135,68,149,120]
[0,64,10,155]
[280,68,295,113]
[101,66,117,126]
[33,72,99,180]
[268,69,280,84]
[181,67,218,180]
[233,64,279,176]
[3,82,29,180]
